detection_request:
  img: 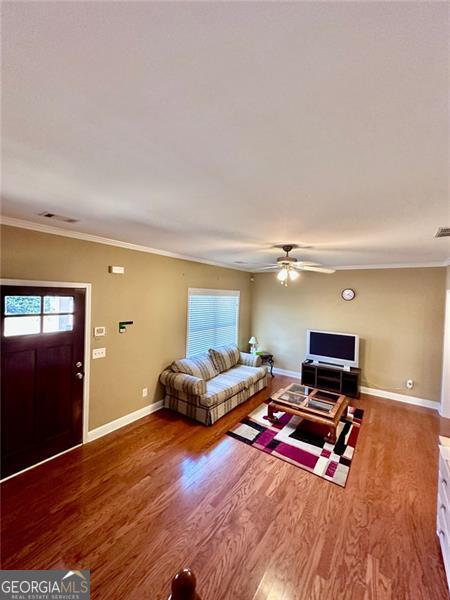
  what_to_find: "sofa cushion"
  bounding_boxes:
[171,354,218,381]
[201,370,247,407]
[209,344,240,373]
[227,364,267,389]
[239,352,262,367]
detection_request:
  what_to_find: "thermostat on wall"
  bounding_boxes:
[94,326,106,337]
[109,265,125,274]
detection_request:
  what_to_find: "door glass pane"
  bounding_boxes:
[43,314,74,333]
[4,316,41,336]
[43,296,74,314]
[5,296,41,315]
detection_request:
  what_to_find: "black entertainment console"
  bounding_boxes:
[301,361,361,399]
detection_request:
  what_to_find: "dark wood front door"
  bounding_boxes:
[1,286,86,478]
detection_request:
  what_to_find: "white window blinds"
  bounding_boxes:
[187,289,240,357]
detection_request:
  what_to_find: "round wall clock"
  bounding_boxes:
[341,288,355,301]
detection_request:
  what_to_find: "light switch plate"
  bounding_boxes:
[92,347,106,359]
[94,326,106,337]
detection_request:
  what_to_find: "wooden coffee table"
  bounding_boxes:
[267,383,348,444]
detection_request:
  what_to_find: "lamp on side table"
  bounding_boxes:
[248,336,258,354]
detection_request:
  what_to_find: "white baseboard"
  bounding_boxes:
[272,367,438,411]
[273,367,301,378]
[87,401,163,442]
[438,406,450,419]
[360,386,438,411]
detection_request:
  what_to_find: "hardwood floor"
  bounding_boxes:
[1,376,448,599]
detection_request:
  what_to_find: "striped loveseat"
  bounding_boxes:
[160,344,268,425]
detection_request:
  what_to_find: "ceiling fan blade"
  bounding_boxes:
[257,265,279,271]
[292,261,320,268]
[299,265,336,274]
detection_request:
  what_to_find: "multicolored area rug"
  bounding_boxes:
[227,402,364,487]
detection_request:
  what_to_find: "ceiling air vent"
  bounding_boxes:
[38,212,79,223]
[435,227,450,238]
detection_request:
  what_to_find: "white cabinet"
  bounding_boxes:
[437,438,450,591]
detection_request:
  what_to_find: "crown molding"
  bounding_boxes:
[333,261,448,270]
[1,216,448,272]
[253,260,448,273]
[0,216,246,272]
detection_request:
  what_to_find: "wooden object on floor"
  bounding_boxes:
[1,376,448,599]
[268,384,348,444]
[301,361,361,398]
[169,568,201,600]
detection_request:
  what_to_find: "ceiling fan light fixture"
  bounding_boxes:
[277,267,288,282]
[269,244,332,285]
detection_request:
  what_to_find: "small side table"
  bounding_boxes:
[257,352,275,377]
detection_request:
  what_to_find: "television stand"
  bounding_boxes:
[313,360,351,372]
[301,361,360,399]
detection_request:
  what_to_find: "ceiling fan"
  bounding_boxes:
[260,244,335,286]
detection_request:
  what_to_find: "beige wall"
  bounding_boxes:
[0,225,252,429]
[251,268,446,402]
[1,224,446,428]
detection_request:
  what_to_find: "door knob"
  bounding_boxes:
[76,361,83,368]
[76,372,84,380]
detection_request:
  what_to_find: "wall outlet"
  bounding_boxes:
[142,387,148,398]
[92,347,106,359]
[406,379,414,390]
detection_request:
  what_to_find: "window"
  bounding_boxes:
[187,289,240,357]
[3,295,75,337]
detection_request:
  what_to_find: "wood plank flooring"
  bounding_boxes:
[1,376,448,599]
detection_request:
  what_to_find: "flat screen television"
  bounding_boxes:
[306,329,359,369]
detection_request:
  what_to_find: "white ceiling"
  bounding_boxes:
[1,2,449,269]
